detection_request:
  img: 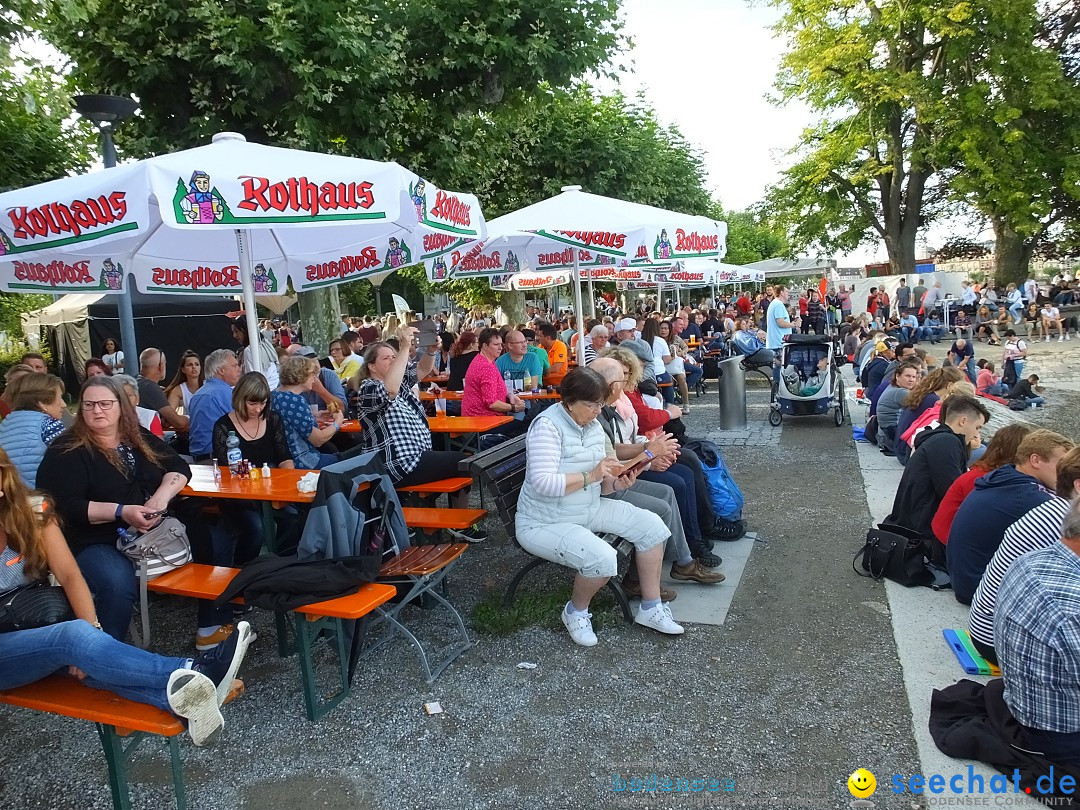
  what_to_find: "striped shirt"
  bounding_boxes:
[994,542,1080,732]
[0,545,30,592]
[970,497,1070,646]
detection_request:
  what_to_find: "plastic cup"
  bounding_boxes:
[434,397,447,416]
[856,388,864,399]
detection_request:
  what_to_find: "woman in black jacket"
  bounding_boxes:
[37,377,232,649]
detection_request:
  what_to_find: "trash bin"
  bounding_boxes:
[717,356,747,430]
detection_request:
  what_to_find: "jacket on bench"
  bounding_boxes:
[215,554,379,612]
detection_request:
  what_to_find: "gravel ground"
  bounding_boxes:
[0,391,925,810]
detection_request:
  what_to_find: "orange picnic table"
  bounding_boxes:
[428,414,514,453]
[417,390,560,402]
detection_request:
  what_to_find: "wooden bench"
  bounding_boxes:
[0,675,243,810]
[148,565,395,721]
[395,477,473,509]
[459,436,634,621]
[401,505,486,540]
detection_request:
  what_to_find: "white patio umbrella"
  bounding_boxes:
[0,132,486,370]
[435,185,725,354]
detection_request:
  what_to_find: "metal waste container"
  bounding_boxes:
[717,356,747,430]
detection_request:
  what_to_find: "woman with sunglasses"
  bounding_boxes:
[211,372,295,563]
[37,377,233,651]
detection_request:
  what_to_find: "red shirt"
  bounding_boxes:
[462,352,507,416]
[931,467,984,543]
[736,296,753,316]
[798,296,808,316]
[626,390,671,434]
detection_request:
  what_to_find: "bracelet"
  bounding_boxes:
[582,472,589,489]
[643,449,655,460]
[114,503,124,521]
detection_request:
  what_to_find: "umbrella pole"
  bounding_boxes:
[374,283,382,315]
[587,272,595,320]
[235,229,262,373]
[573,255,586,365]
[117,277,139,371]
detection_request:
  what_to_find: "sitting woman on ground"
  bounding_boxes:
[212,372,296,562]
[36,376,234,649]
[875,359,923,454]
[1023,301,1046,340]
[515,367,683,646]
[353,327,484,542]
[271,355,344,470]
[931,423,1034,546]
[894,366,965,466]
[0,450,252,746]
[976,360,1010,397]
[0,372,67,487]
[84,357,111,378]
[165,349,204,416]
[973,306,1001,345]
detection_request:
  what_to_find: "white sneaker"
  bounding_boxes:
[1059,336,1064,342]
[167,670,224,747]
[561,605,598,646]
[1045,336,1051,342]
[635,602,685,635]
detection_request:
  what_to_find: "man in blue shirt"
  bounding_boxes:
[897,311,920,343]
[765,285,796,351]
[188,349,242,460]
[496,330,543,391]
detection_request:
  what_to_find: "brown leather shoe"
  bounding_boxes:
[670,559,726,584]
[621,578,677,602]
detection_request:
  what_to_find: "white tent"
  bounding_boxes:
[744,257,835,278]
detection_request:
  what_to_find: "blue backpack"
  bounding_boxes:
[684,440,744,522]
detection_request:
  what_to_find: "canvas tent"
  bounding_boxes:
[23,290,240,393]
[743,257,836,278]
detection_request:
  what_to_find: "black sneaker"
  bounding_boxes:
[193,621,254,706]
[706,519,746,542]
[693,549,723,568]
[449,525,487,543]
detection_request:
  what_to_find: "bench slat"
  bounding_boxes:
[0,674,184,736]
[380,543,467,577]
[402,507,486,530]
[396,477,472,495]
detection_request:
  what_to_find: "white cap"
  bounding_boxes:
[615,317,637,333]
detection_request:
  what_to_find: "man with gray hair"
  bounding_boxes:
[994,500,1080,765]
[591,357,724,594]
[188,349,243,460]
[137,347,189,430]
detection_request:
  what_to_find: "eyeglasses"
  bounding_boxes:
[578,400,604,411]
[82,399,117,411]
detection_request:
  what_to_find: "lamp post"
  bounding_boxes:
[73,94,140,365]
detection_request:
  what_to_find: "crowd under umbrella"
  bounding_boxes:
[0,132,487,370]
[433,185,726,353]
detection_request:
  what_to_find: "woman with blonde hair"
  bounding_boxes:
[0,373,66,487]
[894,366,965,465]
[0,448,251,745]
[271,355,344,469]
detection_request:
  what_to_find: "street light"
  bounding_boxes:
[73,93,140,362]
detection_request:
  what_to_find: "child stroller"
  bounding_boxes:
[768,334,847,427]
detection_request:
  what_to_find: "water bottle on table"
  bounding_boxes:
[226,431,243,476]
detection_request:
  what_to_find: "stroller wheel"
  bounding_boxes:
[768,408,783,427]
[834,380,846,427]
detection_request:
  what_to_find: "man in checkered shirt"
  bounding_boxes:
[353,323,485,542]
[995,500,1080,764]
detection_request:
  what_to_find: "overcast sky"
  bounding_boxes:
[604,0,903,264]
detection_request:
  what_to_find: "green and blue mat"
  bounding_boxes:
[943,628,1001,676]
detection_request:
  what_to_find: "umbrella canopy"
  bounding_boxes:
[0,132,486,370]
[430,186,724,351]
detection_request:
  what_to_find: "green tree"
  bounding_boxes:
[723,209,789,265]
[934,1,1080,284]
[763,0,1036,276]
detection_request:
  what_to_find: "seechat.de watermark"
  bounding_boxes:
[612,774,736,794]
[850,764,1079,805]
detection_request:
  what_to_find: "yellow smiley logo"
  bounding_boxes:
[847,768,877,798]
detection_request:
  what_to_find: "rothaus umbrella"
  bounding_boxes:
[0,132,486,370]
[431,185,725,356]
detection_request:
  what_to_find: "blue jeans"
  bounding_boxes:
[221,503,269,567]
[1019,396,1045,408]
[983,383,1010,397]
[189,521,239,627]
[918,326,944,342]
[75,543,137,641]
[0,620,185,712]
[656,372,675,404]
[1009,302,1023,323]
[639,463,701,544]
[684,363,704,390]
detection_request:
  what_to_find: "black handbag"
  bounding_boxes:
[0,582,74,633]
[853,524,933,587]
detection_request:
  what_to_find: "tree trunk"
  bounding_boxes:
[993,217,1035,287]
[499,290,526,326]
[297,287,342,354]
